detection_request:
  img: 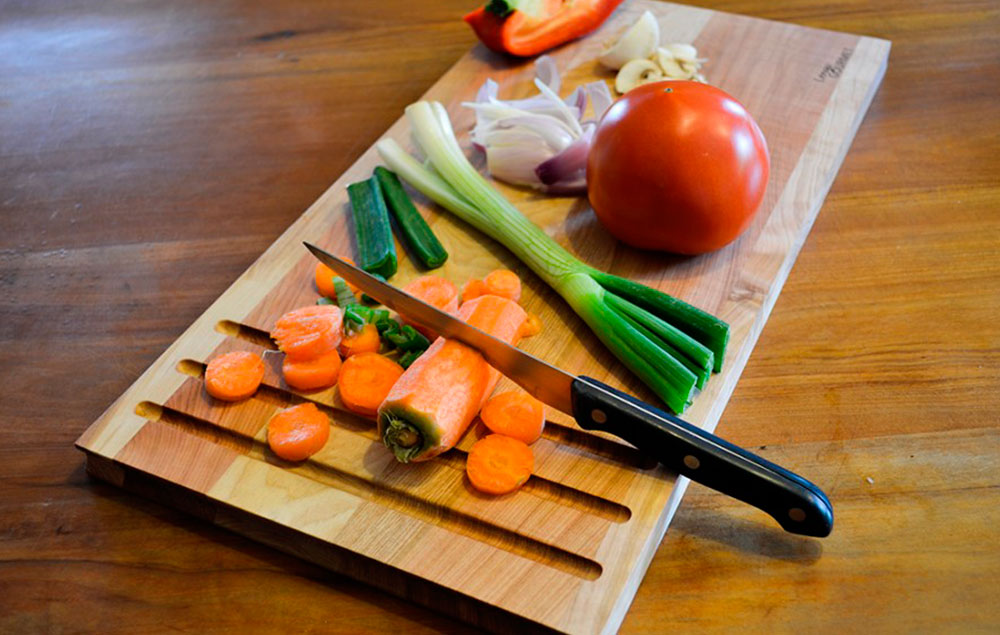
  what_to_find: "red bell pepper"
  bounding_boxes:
[464,0,625,58]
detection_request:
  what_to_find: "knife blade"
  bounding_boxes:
[305,242,833,538]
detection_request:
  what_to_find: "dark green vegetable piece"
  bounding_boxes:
[397,349,424,369]
[347,177,397,279]
[374,166,448,270]
[386,325,430,352]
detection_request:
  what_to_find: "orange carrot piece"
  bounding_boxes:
[266,402,330,462]
[461,278,487,302]
[480,391,546,445]
[271,305,343,362]
[466,434,534,495]
[204,351,265,402]
[378,295,527,462]
[483,269,522,303]
[401,275,459,338]
[338,352,405,418]
[282,349,342,391]
[519,312,542,338]
[339,323,381,358]
[314,258,360,297]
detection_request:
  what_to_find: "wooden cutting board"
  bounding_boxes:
[75,2,889,632]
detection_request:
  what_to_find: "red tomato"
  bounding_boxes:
[586,81,770,255]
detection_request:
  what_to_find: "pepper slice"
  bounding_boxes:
[464,0,625,58]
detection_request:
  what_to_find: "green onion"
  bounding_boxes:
[374,167,449,270]
[331,276,357,308]
[397,349,424,369]
[347,177,397,279]
[375,101,730,413]
[316,297,336,306]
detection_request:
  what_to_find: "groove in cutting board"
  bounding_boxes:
[135,399,606,580]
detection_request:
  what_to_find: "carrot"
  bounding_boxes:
[282,349,342,391]
[519,312,542,338]
[338,352,405,418]
[315,258,360,297]
[466,434,533,495]
[479,391,546,445]
[339,322,381,358]
[401,275,459,338]
[204,350,265,402]
[266,402,330,462]
[483,269,522,302]
[461,278,487,302]
[271,305,343,361]
[378,295,527,462]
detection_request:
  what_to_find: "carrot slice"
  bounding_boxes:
[271,305,343,362]
[466,434,534,495]
[338,352,405,418]
[480,391,546,445]
[314,258,360,297]
[461,278,487,302]
[282,349,342,391]
[401,275,459,338]
[266,402,330,462]
[378,295,527,462]
[519,312,542,338]
[339,322,381,358]
[483,269,521,303]
[204,351,265,402]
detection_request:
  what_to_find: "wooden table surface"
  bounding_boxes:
[2,0,997,632]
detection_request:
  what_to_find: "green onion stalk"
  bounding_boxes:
[376,101,728,413]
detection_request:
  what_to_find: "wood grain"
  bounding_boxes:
[2,0,998,633]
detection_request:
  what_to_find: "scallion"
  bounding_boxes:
[376,101,730,413]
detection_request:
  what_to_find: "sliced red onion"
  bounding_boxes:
[464,55,614,194]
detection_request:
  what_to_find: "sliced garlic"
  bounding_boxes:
[598,10,660,70]
[666,43,699,63]
[655,47,690,79]
[615,59,664,93]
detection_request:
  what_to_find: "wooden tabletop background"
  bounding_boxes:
[2,0,997,632]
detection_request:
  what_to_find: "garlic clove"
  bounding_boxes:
[615,58,664,94]
[598,10,660,70]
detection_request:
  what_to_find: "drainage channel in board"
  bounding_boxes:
[175,358,632,524]
[134,399,605,581]
[215,318,660,471]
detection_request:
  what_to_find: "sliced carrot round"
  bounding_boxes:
[402,275,459,338]
[461,278,487,302]
[267,402,330,462]
[480,390,546,445]
[519,312,542,338]
[339,322,381,358]
[204,351,265,402]
[338,352,405,418]
[483,269,521,303]
[282,349,342,391]
[466,434,533,495]
[271,305,343,361]
[315,258,360,298]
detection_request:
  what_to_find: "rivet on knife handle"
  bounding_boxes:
[570,376,834,538]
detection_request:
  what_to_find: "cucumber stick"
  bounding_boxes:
[347,177,397,279]
[374,167,448,269]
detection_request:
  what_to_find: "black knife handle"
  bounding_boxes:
[571,376,833,537]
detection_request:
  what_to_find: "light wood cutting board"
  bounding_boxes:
[75,2,889,632]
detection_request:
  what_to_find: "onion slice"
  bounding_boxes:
[463,56,612,194]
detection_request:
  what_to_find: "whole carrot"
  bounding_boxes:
[377,294,527,462]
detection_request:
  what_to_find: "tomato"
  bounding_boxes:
[586,81,770,255]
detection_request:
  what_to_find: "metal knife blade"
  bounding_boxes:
[305,242,574,414]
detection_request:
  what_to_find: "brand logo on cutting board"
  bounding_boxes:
[816,48,853,81]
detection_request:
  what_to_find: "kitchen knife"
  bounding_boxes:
[305,243,833,538]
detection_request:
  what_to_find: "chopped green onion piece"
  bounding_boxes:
[331,276,357,307]
[347,177,397,279]
[316,297,336,306]
[397,349,424,368]
[375,166,448,269]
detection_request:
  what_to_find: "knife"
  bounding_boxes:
[305,243,833,538]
